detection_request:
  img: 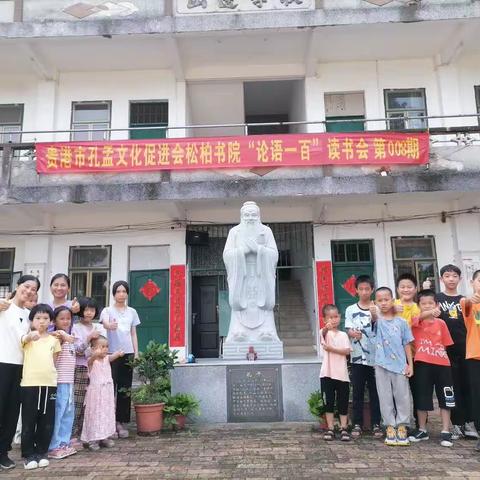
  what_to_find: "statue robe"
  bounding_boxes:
[223,224,278,334]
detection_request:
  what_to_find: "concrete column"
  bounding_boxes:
[169,81,188,139]
[304,77,324,134]
[34,80,57,142]
[434,59,464,128]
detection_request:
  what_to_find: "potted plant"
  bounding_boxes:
[129,341,178,434]
[308,390,327,430]
[163,393,200,430]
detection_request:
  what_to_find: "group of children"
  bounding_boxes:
[319,264,480,449]
[0,274,137,472]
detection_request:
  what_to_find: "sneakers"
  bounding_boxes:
[451,425,465,440]
[464,422,480,439]
[48,447,69,460]
[24,457,38,470]
[38,457,49,468]
[440,432,453,447]
[409,429,429,443]
[396,425,410,446]
[385,425,397,446]
[116,422,129,439]
[0,453,15,470]
[69,437,84,449]
[88,442,100,451]
[99,438,115,448]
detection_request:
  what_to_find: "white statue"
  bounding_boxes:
[223,201,283,359]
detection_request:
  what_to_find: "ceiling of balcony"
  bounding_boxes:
[0,17,479,78]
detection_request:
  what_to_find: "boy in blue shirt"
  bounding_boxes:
[373,286,414,446]
[345,275,382,438]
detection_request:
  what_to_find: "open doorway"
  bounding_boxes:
[244,80,305,135]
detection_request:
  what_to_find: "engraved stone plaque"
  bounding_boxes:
[227,365,283,422]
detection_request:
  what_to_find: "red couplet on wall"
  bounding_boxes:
[36,131,429,174]
[169,265,186,348]
[316,261,334,328]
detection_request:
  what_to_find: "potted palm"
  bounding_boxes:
[129,341,178,434]
[308,390,327,430]
[163,393,200,430]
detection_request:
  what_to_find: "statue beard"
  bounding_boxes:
[240,221,262,239]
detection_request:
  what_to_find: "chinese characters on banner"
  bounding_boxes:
[169,265,186,348]
[36,132,429,174]
[316,261,334,329]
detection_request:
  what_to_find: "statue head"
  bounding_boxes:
[240,201,261,226]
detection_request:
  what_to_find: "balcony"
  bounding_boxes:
[0,113,479,207]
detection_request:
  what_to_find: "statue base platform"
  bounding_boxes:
[222,341,284,360]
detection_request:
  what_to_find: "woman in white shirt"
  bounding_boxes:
[100,281,140,439]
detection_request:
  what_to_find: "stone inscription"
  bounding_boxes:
[227,365,283,422]
[177,0,313,13]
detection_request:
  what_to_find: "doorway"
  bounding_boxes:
[331,240,375,329]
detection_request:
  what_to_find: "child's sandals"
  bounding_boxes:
[323,429,334,441]
[372,424,383,439]
[340,429,351,442]
[351,424,362,438]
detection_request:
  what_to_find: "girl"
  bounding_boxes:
[81,336,123,450]
[0,275,39,471]
[71,297,105,447]
[320,304,352,442]
[100,281,140,438]
[48,307,77,459]
[21,304,61,470]
[48,274,80,315]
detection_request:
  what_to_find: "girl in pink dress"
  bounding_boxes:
[81,336,123,451]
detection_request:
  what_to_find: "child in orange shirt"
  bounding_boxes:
[460,269,480,452]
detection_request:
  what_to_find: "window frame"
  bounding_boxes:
[475,86,480,126]
[68,245,112,310]
[0,103,24,143]
[70,101,112,141]
[128,100,169,139]
[384,88,428,131]
[0,248,15,296]
[331,239,373,265]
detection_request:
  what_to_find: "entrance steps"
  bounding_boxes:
[276,280,316,357]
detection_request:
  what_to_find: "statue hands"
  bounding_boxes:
[245,238,258,253]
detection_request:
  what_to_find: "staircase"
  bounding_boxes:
[276,280,316,357]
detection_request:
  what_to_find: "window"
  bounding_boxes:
[0,104,23,142]
[384,89,427,130]
[332,240,372,263]
[324,92,365,133]
[69,246,111,312]
[71,102,111,141]
[129,101,168,139]
[391,236,438,291]
[0,248,15,298]
[475,86,480,126]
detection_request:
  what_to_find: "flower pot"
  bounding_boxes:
[174,414,187,430]
[134,403,165,434]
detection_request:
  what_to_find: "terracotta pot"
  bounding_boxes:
[134,403,165,434]
[174,414,187,430]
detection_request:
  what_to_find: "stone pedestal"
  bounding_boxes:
[223,340,284,360]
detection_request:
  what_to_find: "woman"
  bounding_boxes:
[100,281,140,439]
[0,275,40,470]
[48,274,80,314]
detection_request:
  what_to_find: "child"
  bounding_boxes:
[409,289,455,447]
[460,270,480,452]
[71,297,105,448]
[345,275,382,438]
[319,304,352,442]
[373,287,414,446]
[20,304,61,470]
[48,307,77,459]
[81,336,123,451]
[436,265,477,440]
[395,273,420,327]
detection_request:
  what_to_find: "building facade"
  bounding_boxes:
[1,1,480,383]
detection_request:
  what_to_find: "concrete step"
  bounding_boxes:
[277,326,312,334]
[284,345,317,355]
[279,330,313,339]
[282,337,315,347]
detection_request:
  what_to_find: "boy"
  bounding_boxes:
[320,304,352,442]
[344,275,382,438]
[395,273,420,327]
[460,270,480,451]
[409,290,455,447]
[436,264,477,440]
[373,287,414,446]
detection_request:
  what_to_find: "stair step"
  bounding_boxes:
[284,345,317,355]
[279,331,313,339]
[282,338,315,347]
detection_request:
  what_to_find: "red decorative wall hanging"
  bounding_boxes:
[169,265,186,348]
[139,279,161,301]
[316,261,334,328]
[342,275,357,297]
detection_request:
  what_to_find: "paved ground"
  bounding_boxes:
[2,422,480,480]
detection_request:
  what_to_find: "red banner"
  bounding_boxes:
[36,132,429,174]
[316,261,334,328]
[169,265,186,348]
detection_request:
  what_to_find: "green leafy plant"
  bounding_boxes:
[128,341,178,405]
[307,390,326,419]
[163,393,201,425]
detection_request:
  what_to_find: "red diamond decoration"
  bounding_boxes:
[342,275,357,297]
[139,279,161,302]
